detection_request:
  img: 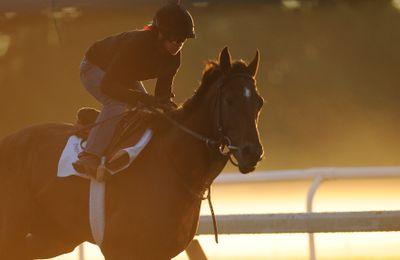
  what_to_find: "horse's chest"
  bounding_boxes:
[165,200,202,256]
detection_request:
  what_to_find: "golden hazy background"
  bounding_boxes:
[2,1,400,259]
[1,0,399,171]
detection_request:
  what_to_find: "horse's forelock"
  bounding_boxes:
[201,61,220,85]
[230,60,250,75]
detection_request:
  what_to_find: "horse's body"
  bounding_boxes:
[0,47,263,259]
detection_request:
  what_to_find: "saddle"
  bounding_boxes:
[70,107,155,174]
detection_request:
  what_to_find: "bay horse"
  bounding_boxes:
[0,47,264,260]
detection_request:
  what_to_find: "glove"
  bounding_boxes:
[129,91,158,107]
[157,98,178,112]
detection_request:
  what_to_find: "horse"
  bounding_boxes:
[0,47,264,260]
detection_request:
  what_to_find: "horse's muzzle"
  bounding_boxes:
[234,143,264,174]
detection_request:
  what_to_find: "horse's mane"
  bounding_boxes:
[172,59,249,119]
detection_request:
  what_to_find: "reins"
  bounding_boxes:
[148,106,239,155]
[77,108,135,133]
[150,72,255,160]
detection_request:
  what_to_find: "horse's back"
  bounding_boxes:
[0,123,73,180]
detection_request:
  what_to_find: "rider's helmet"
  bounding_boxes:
[152,3,196,40]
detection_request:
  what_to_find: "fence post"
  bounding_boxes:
[306,175,324,260]
[78,243,85,260]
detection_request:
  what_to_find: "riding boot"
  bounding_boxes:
[72,151,101,178]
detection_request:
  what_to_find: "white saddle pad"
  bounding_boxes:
[56,129,153,245]
[57,135,87,178]
[57,129,153,178]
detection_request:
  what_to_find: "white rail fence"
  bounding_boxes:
[197,211,400,234]
[79,166,400,260]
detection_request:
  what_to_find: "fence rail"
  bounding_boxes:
[214,166,400,183]
[197,211,400,234]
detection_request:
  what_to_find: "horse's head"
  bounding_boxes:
[210,47,264,173]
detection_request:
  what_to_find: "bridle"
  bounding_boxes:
[153,72,256,165]
[214,73,256,159]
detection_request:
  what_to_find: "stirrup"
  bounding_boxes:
[96,157,110,182]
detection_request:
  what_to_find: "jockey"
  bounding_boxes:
[72,2,195,177]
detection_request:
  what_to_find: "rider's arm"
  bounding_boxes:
[154,52,181,102]
[100,38,154,106]
[154,73,175,102]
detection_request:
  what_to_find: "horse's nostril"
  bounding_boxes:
[240,143,263,164]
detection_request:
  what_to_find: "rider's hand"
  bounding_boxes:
[157,98,178,112]
[134,92,159,107]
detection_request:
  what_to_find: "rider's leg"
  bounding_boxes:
[73,58,146,177]
[85,102,127,156]
[73,101,127,177]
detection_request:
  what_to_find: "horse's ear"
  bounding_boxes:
[247,50,259,77]
[219,47,231,72]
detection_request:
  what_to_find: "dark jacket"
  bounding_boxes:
[86,29,181,104]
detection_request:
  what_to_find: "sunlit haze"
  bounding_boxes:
[2,0,400,259]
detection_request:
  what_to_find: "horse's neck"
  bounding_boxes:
[166,104,227,190]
